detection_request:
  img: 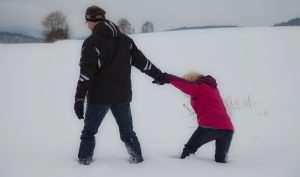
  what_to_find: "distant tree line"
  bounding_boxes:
[274,18,300,26]
[0,32,41,44]
[39,9,300,43]
[41,11,155,42]
[117,18,154,34]
[167,25,238,31]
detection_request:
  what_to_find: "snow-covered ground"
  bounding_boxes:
[0,27,299,177]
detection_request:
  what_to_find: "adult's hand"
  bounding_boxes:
[152,72,170,85]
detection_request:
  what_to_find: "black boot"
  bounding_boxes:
[78,135,95,165]
[215,154,228,163]
[180,146,197,159]
[180,149,191,159]
[124,137,143,164]
[78,154,93,165]
[79,158,92,165]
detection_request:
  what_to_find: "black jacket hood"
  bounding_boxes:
[92,20,120,38]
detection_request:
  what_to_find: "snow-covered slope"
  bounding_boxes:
[0,27,299,177]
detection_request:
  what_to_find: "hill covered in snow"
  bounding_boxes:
[0,27,299,177]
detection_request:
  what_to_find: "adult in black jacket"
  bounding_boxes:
[74,6,169,165]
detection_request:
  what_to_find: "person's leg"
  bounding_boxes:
[215,130,234,163]
[78,104,110,163]
[110,103,143,163]
[181,127,219,159]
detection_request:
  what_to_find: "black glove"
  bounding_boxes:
[74,98,85,119]
[152,72,170,85]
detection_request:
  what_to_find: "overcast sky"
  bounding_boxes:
[0,0,299,37]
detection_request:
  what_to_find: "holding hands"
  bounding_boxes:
[152,72,171,85]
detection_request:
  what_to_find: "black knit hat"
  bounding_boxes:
[85,6,106,22]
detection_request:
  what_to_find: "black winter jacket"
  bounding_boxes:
[75,20,163,104]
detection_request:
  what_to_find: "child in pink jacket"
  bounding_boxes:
[165,72,234,163]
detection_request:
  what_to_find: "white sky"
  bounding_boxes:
[0,0,299,37]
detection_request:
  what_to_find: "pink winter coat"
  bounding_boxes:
[169,74,234,131]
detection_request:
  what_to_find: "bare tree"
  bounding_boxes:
[141,21,154,33]
[42,11,70,42]
[117,18,135,34]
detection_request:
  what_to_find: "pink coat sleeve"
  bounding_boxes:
[168,74,198,96]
